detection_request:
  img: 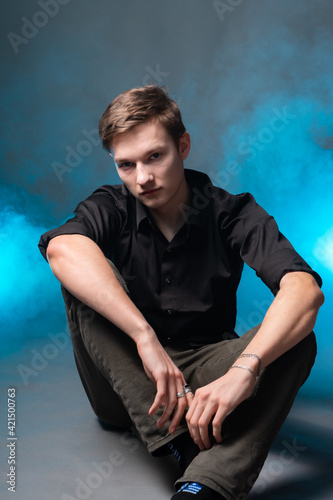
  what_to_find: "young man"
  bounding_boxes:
[39,85,324,500]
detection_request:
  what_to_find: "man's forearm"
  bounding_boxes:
[47,233,191,432]
[47,234,154,343]
[185,271,324,449]
[240,271,324,373]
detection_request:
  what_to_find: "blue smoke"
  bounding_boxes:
[0,192,65,354]
[1,0,332,395]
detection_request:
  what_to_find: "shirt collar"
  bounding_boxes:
[184,169,213,232]
[136,198,151,230]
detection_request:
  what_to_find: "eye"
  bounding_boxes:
[118,161,134,169]
[150,152,160,160]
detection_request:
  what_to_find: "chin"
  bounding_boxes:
[142,198,165,209]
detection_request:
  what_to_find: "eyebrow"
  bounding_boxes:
[114,145,165,164]
[114,157,132,165]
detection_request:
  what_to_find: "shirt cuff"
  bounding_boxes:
[258,247,322,295]
[38,222,93,261]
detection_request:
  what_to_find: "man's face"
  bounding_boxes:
[111,119,191,214]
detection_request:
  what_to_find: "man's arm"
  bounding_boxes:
[47,234,192,431]
[186,271,324,450]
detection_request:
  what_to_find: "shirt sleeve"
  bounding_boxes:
[223,192,322,295]
[38,188,122,261]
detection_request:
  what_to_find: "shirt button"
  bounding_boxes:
[167,309,173,315]
[165,278,171,285]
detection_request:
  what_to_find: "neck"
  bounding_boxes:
[149,181,190,242]
[150,209,185,242]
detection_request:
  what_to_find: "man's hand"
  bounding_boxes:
[47,236,195,433]
[186,272,324,451]
[136,335,194,434]
[185,368,255,450]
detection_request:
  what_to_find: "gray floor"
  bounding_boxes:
[1,340,332,500]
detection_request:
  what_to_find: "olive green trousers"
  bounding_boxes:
[61,265,316,500]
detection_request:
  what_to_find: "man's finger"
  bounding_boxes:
[148,379,167,416]
[185,387,194,409]
[186,403,207,450]
[168,395,187,433]
[212,406,226,444]
[197,405,217,449]
[156,379,178,428]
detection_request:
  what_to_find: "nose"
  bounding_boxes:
[136,163,154,186]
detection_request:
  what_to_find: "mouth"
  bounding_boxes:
[140,188,161,196]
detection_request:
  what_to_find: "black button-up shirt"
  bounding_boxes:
[39,169,321,346]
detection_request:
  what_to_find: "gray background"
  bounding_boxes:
[1,1,333,498]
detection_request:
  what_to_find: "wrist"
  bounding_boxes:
[235,353,262,377]
[132,323,157,346]
[229,364,257,383]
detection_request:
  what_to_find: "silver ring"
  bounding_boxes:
[177,392,185,398]
[183,384,193,394]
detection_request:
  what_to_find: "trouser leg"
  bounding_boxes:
[173,327,317,500]
[60,258,316,499]
[61,284,188,451]
[62,286,133,429]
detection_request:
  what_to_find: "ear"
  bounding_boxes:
[178,132,191,160]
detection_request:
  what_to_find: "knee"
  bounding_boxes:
[295,331,317,382]
[290,331,317,369]
[106,259,130,294]
[272,331,317,387]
